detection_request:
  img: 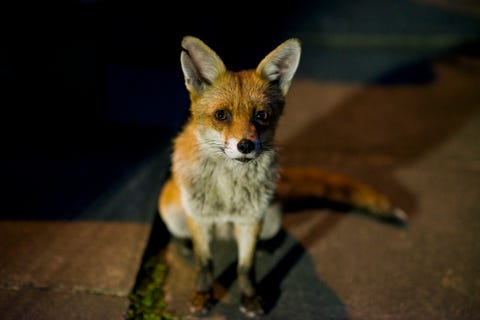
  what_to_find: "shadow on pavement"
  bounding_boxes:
[139,215,351,319]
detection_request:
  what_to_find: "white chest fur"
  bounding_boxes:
[178,151,278,224]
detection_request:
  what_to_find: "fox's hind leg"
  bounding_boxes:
[158,177,191,239]
[259,202,282,240]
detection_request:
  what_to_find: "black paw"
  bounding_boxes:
[240,294,265,318]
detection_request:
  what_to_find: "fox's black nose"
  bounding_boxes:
[237,139,255,154]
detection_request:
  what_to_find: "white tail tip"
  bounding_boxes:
[393,207,409,223]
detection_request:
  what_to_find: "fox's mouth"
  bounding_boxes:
[235,157,253,163]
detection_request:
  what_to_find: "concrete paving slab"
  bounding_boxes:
[0,287,129,320]
[278,56,480,319]
[0,221,150,294]
[0,221,152,319]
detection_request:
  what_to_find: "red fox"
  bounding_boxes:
[158,36,407,318]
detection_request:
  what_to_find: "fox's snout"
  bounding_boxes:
[224,136,262,162]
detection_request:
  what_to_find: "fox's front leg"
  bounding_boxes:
[234,222,264,318]
[186,216,214,316]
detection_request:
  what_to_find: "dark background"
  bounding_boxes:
[1,0,479,220]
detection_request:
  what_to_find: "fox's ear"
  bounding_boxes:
[256,38,301,96]
[180,36,227,94]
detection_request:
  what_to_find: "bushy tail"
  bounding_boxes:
[276,167,407,223]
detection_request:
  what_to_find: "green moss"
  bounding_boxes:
[126,255,176,320]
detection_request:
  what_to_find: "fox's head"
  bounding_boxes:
[180,36,301,163]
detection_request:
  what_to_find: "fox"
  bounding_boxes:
[158,36,407,318]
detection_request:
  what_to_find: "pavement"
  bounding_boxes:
[158,54,480,320]
[1,1,480,320]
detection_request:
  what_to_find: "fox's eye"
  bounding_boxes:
[214,109,229,121]
[255,110,269,124]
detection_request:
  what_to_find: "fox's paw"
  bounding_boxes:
[240,294,265,318]
[190,291,213,316]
